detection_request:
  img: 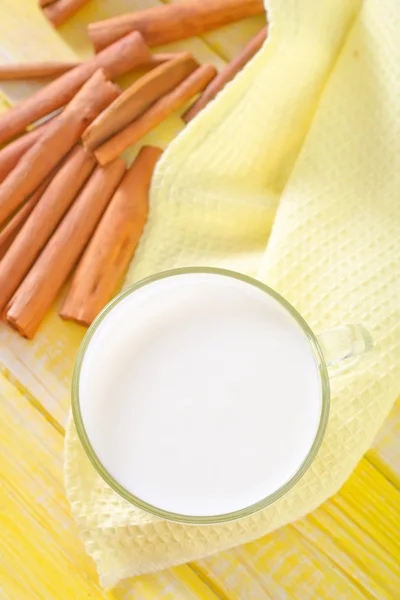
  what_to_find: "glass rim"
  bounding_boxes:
[72,267,330,525]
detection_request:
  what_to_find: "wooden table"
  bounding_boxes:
[0,2,399,598]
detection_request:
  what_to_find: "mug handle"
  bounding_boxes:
[316,324,373,375]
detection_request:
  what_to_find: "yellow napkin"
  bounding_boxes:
[65,0,400,587]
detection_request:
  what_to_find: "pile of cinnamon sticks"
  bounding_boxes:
[0,0,267,340]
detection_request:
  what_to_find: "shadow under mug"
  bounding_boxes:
[72,267,373,525]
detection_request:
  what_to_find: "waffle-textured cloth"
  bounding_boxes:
[65,0,400,587]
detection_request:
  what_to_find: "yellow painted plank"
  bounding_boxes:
[296,514,393,600]
[193,553,274,600]
[114,566,222,600]
[0,291,85,428]
[367,397,400,489]
[196,524,369,599]
[195,454,400,600]
[0,374,105,599]
[239,527,374,600]
[294,463,400,599]
[0,373,222,600]
[0,2,399,599]
[195,402,400,600]
[0,290,398,598]
[335,461,400,552]
[7,346,399,600]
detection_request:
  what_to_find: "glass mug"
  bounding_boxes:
[72,268,373,525]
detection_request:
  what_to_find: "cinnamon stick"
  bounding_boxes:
[60,146,162,326]
[0,69,118,228]
[40,0,56,7]
[89,0,265,52]
[0,119,53,184]
[0,31,151,146]
[0,146,96,314]
[0,177,51,260]
[0,61,79,80]
[82,53,199,152]
[95,64,217,165]
[43,0,92,28]
[145,53,184,68]
[5,158,126,339]
[183,26,267,122]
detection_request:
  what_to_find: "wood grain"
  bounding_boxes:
[194,447,400,600]
[0,1,398,599]
[0,373,221,600]
[1,363,398,599]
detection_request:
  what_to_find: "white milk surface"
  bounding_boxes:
[79,272,323,517]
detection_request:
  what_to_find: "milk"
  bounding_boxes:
[79,272,323,517]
